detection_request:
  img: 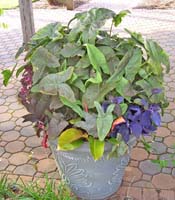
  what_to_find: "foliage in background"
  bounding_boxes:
[0,0,38,9]
[2,8,170,161]
[0,175,76,200]
[0,8,8,28]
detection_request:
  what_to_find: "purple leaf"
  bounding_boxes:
[151,111,161,126]
[112,96,124,104]
[126,105,141,121]
[143,125,156,133]
[149,104,160,111]
[151,88,162,95]
[119,124,130,142]
[140,110,151,127]
[102,101,110,112]
[130,122,142,137]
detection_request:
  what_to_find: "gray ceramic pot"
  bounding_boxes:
[49,138,135,200]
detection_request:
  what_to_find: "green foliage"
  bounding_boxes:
[2,8,170,160]
[108,135,128,159]
[89,136,105,160]
[57,128,88,150]
[0,175,75,200]
[2,69,12,86]
[95,102,115,141]
[0,8,8,29]
[113,10,130,27]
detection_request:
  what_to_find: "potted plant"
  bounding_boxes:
[2,8,170,200]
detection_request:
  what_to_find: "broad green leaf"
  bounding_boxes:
[31,46,60,84]
[76,55,90,68]
[95,102,115,141]
[145,39,170,74]
[48,113,68,139]
[31,46,60,69]
[120,103,128,115]
[86,43,109,74]
[58,139,84,151]
[113,10,130,27]
[125,48,142,82]
[32,23,63,40]
[116,77,136,101]
[85,70,102,86]
[75,112,97,137]
[68,8,115,43]
[58,83,76,102]
[107,50,134,83]
[82,82,116,108]
[89,136,105,161]
[82,84,100,108]
[73,79,86,93]
[125,29,144,47]
[98,46,116,61]
[50,96,63,110]
[2,69,12,86]
[31,67,74,95]
[60,96,84,118]
[46,41,62,58]
[58,128,88,150]
[60,43,85,58]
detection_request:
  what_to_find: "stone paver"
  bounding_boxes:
[32,147,51,160]
[5,141,25,153]
[139,160,161,175]
[0,158,9,170]
[0,147,5,156]
[1,130,20,141]
[25,136,42,147]
[37,159,57,173]
[164,136,175,147]
[151,142,167,155]
[14,164,36,176]
[9,152,30,165]
[0,121,15,132]
[131,147,148,161]
[20,126,36,136]
[152,174,175,189]
[0,2,175,199]
[123,166,142,182]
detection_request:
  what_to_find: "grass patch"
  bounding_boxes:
[0,0,39,9]
[0,175,76,200]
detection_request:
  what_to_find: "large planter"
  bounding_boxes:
[49,139,132,200]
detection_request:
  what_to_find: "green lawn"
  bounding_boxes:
[0,0,38,9]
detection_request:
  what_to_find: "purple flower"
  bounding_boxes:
[130,122,142,138]
[110,123,130,142]
[111,96,124,104]
[102,96,124,113]
[102,101,110,112]
[126,105,141,121]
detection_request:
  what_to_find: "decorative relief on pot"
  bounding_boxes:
[108,155,129,186]
[49,140,129,200]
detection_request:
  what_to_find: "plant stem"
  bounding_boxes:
[109,21,114,36]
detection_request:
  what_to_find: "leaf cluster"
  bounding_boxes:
[2,8,170,160]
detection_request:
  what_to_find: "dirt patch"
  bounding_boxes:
[32,0,88,9]
[135,0,175,9]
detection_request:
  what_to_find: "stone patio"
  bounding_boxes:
[0,1,175,199]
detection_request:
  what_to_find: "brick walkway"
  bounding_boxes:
[0,2,175,199]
